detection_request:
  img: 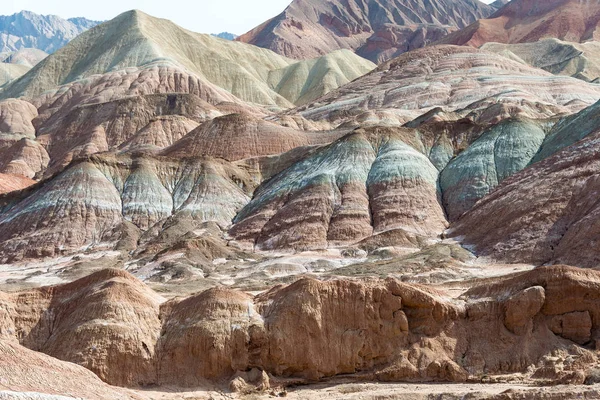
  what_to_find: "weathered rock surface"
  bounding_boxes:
[0,340,136,399]
[451,106,600,267]
[231,127,448,251]
[0,173,35,194]
[440,0,600,47]
[0,99,37,135]
[164,112,321,161]
[296,46,600,126]
[533,99,600,163]
[3,265,600,390]
[503,286,545,335]
[0,154,254,261]
[34,90,228,176]
[1,10,374,108]
[440,118,546,221]
[238,0,497,63]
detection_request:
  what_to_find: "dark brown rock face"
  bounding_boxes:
[3,265,600,388]
[238,0,497,63]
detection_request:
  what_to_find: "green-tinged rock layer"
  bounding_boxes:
[441,119,545,221]
[0,154,253,261]
[231,129,447,250]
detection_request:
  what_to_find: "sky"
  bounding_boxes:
[1,0,497,36]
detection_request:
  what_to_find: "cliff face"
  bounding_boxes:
[237,0,498,63]
[3,266,600,388]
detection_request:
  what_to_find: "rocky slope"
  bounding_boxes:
[163,112,337,162]
[3,266,600,391]
[482,39,600,82]
[295,45,600,126]
[0,153,255,262]
[1,48,48,67]
[0,10,375,108]
[237,0,499,63]
[0,173,34,194]
[3,45,600,261]
[0,11,100,53]
[440,0,600,47]
[0,63,29,87]
[450,101,600,268]
[230,126,447,251]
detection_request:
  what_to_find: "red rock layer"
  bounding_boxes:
[238,0,497,63]
[440,0,600,47]
[450,130,600,268]
[2,266,600,388]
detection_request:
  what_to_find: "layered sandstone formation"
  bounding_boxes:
[230,127,448,251]
[451,102,600,267]
[0,341,137,399]
[164,113,319,161]
[2,266,600,391]
[440,118,546,221]
[296,46,600,126]
[440,0,600,47]
[0,154,254,261]
[238,0,498,63]
[0,173,34,194]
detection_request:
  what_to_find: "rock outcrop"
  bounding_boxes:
[0,173,34,194]
[0,154,254,261]
[482,39,600,82]
[3,265,600,390]
[0,340,136,399]
[440,118,546,221]
[238,0,497,63]
[230,127,448,251]
[163,112,318,162]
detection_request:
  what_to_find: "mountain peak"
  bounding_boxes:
[0,10,101,53]
[237,0,497,63]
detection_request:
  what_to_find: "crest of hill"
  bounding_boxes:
[237,0,498,63]
[440,0,600,47]
[0,63,29,87]
[0,10,375,108]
